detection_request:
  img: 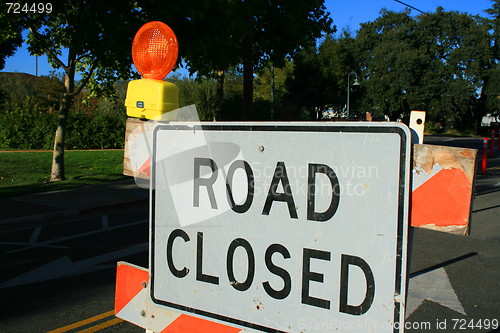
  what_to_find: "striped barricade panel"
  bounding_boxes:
[410,144,477,235]
[115,262,246,333]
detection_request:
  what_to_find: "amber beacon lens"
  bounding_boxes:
[132,21,178,80]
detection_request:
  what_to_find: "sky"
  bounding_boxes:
[329,0,492,32]
[1,0,495,77]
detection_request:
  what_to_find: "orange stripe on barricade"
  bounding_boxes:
[115,262,149,314]
[115,262,244,332]
[162,314,242,333]
[411,168,471,227]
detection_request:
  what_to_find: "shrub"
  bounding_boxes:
[0,104,56,149]
[0,103,126,150]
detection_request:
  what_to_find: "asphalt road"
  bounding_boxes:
[405,136,500,333]
[0,201,149,333]
[406,190,500,332]
[0,135,499,333]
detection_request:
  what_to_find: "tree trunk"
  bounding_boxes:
[215,70,225,121]
[50,51,76,181]
[50,93,70,181]
[243,28,254,121]
[270,64,275,120]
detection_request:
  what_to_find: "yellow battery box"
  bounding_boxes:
[125,79,179,119]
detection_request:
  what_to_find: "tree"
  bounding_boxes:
[355,9,421,120]
[317,31,361,116]
[254,61,293,119]
[416,8,492,129]
[236,0,334,119]
[283,46,324,119]
[11,0,143,180]
[0,7,23,70]
[483,0,500,116]
[486,0,500,60]
[355,8,491,128]
[136,0,238,119]
[140,0,333,120]
[284,30,363,120]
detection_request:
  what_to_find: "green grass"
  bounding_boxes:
[0,150,127,198]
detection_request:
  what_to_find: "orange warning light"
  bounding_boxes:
[132,21,178,80]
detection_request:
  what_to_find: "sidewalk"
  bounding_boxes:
[0,178,148,224]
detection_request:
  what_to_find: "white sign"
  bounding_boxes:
[150,122,410,333]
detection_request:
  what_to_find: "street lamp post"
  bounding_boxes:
[347,72,360,119]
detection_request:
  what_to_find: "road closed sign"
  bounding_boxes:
[150,122,410,333]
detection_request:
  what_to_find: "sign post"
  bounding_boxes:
[146,122,410,332]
